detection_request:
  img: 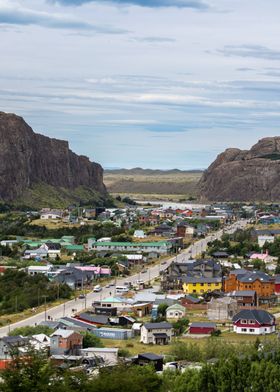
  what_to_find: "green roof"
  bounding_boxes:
[102,297,124,303]
[65,245,84,251]
[92,241,169,247]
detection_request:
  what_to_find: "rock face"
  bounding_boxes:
[0,112,106,201]
[199,137,280,201]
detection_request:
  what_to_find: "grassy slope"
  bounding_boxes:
[13,183,108,209]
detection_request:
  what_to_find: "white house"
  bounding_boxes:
[133,230,146,239]
[80,347,119,366]
[232,309,276,335]
[140,322,173,345]
[40,210,63,220]
[27,265,53,276]
[166,304,186,320]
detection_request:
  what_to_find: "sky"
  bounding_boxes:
[1,0,280,169]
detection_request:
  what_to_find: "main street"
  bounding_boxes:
[0,219,247,336]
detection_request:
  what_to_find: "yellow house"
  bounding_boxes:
[182,277,222,294]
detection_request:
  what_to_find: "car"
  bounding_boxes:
[109,283,115,287]
[78,294,85,299]
[161,261,167,265]
[105,284,110,288]
[141,269,148,273]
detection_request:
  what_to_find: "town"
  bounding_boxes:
[0,200,279,385]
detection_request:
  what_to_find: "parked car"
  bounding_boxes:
[78,294,85,299]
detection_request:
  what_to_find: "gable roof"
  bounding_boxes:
[166,303,185,312]
[138,352,163,361]
[51,329,77,338]
[232,309,275,324]
[143,322,172,330]
[190,322,216,328]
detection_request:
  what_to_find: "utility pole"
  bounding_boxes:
[42,295,47,321]
[15,296,18,313]
[63,302,66,317]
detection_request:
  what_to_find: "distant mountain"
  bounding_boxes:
[105,168,203,175]
[199,137,280,202]
[0,112,107,207]
[104,168,202,196]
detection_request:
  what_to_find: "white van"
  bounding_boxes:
[93,285,102,292]
[115,285,129,293]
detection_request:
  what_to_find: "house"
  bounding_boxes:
[249,251,277,264]
[275,275,280,296]
[93,306,117,316]
[189,322,216,335]
[55,267,95,289]
[122,254,144,267]
[40,209,63,220]
[96,296,130,310]
[50,329,83,355]
[132,302,152,317]
[140,322,173,345]
[232,309,276,335]
[27,265,53,276]
[181,295,201,306]
[80,347,119,366]
[224,270,276,305]
[182,277,222,294]
[133,353,164,372]
[166,304,186,320]
[162,259,222,291]
[207,297,238,321]
[75,266,111,278]
[133,230,146,239]
[148,223,175,237]
[88,240,172,255]
[0,336,29,368]
[227,290,257,307]
[31,334,50,350]
[176,223,194,239]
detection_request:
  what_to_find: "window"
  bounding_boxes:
[241,328,247,332]
[241,319,247,324]
[249,329,254,332]
[193,289,196,293]
[201,283,204,286]
[249,320,255,324]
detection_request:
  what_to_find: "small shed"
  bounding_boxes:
[189,322,216,335]
[134,353,164,372]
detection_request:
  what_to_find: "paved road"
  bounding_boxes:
[0,219,247,336]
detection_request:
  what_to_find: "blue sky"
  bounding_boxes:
[1,0,280,169]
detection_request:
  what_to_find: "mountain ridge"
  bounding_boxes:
[199,137,280,202]
[0,112,107,206]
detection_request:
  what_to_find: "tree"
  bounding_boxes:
[172,318,189,336]
[157,303,168,318]
[81,331,104,348]
[9,325,54,337]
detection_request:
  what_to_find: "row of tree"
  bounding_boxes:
[3,343,280,392]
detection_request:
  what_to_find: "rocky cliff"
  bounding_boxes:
[199,137,280,201]
[0,112,106,203]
